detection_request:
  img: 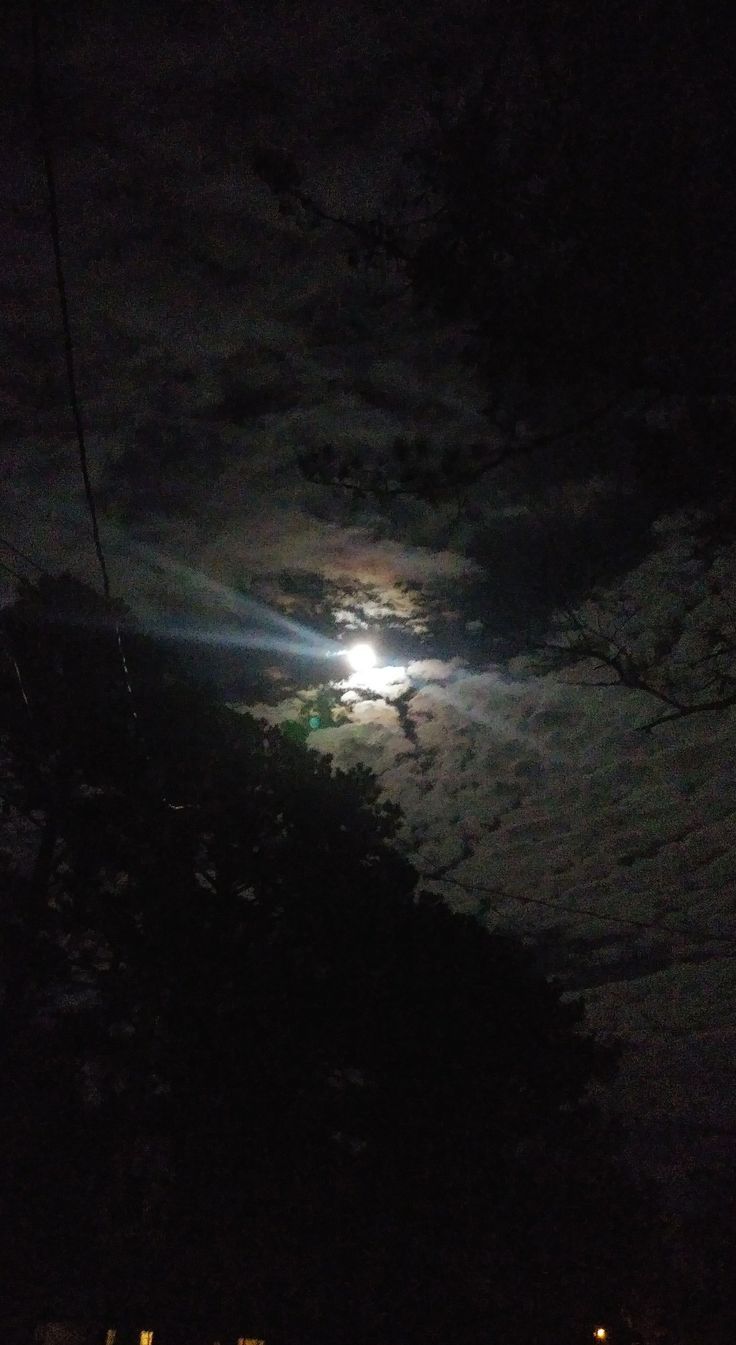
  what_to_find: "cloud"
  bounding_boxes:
[278,651,736,1159]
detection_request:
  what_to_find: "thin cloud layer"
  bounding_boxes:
[252,651,736,1168]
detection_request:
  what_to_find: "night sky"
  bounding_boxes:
[2,0,736,1259]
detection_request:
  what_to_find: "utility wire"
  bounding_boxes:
[30,3,140,719]
[31,2,110,599]
[0,536,44,573]
[418,870,735,945]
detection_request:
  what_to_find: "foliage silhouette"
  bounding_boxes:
[1,575,654,1343]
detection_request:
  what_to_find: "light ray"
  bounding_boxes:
[133,544,335,650]
[147,620,332,659]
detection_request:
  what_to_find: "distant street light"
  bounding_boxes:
[594,1328,607,1340]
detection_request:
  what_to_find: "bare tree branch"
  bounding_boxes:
[298,399,623,501]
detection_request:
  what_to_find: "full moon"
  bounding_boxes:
[347,642,377,673]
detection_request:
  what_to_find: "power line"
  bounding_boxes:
[418,870,735,945]
[29,4,141,724]
[30,2,110,599]
[0,536,44,573]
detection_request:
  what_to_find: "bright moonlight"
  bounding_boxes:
[347,642,377,673]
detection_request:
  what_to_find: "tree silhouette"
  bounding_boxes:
[1,575,652,1342]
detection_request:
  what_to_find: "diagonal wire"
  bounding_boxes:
[30,3,140,720]
[0,536,44,573]
[30,2,110,600]
[418,870,736,945]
